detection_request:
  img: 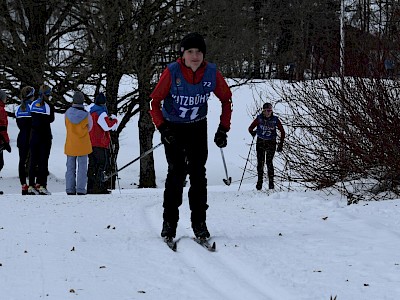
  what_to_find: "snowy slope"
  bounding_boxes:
[1,81,400,300]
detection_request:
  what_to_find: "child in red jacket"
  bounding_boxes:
[149,33,233,241]
[87,92,118,194]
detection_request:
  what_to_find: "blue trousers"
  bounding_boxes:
[65,155,88,194]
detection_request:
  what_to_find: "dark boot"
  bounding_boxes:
[268,177,274,189]
[161,221,177,238]
[256,181,262,190]
[192,221,210,239]
[22,184,28,195]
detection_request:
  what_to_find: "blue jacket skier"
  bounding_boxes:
[15,86,35,195]
[249,103,285,190]
[28,84,55,195]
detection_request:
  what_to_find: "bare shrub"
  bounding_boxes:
[271,77,400,201]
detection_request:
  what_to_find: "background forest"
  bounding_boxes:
[1,0,400,198]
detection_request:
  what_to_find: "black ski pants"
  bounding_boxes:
[87,146,109,193]
[29,131,51,187]
[18,145,30,185]
[256,138,277,182]
[163,119,208,226]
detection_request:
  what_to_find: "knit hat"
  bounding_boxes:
[39,85,52,97]
[73,91,85,105]
[23,86,35,99]
[95,92,106,105]
[0,90,6,103]
[180,33,206,57]
[262,103,272,109]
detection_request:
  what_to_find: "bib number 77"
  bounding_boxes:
[179,106,199,120]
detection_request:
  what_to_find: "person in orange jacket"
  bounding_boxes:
[149,32,233,241]
[64,91,93,195]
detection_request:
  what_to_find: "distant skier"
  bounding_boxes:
[384,56,395,79]
[28,84,55,195]
[15,86,35,195]
[0,89,11,195]
[248,103,285,190]
[150,32,233,241]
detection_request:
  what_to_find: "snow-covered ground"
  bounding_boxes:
[1,81,399,300]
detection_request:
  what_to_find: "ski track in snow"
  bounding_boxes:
[143,188,296,300]
[1,176,400,299]
[2,81,400,300]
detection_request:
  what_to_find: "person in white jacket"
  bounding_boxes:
[87,92,118,194]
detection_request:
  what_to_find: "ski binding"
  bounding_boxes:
[193,238,216,252]
[164,237,177,251]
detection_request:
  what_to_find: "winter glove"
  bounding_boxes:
[159,123,176,145]
[250,130,256,137]
[214,125,228,148]
[1,142,11,153]
[277,142,283,152]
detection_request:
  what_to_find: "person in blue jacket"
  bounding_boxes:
[248,103,285,190]
[15,86,35,195]
[27,84,55,195]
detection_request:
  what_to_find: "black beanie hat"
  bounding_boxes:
[180,33,206,57]
[95,92,106,105]
[263,103,272,109]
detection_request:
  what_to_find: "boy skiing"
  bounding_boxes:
[150,32,233,243]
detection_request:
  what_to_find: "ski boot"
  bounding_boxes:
[192,221,210,239]
[268,177,274,189]
[38,186,51,195]
[28,185,39,195]
[256,180,262,190]
[21,184,29,195]
[161,221,176,239]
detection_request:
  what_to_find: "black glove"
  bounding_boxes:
[277,142,283,152]
[214,125,228,148]
[1,142,11,153]
[250,130,256,137]
[159,123,176,145]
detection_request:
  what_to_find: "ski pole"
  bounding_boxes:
[109,140,121,193]
[238,135,255,191]
[220,148,232,186]
[103,142,163,182]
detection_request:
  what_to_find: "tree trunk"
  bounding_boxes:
[137,78,156,188]
[103,0,122,189]
[135,0,158,188]
[25,1,48,86]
